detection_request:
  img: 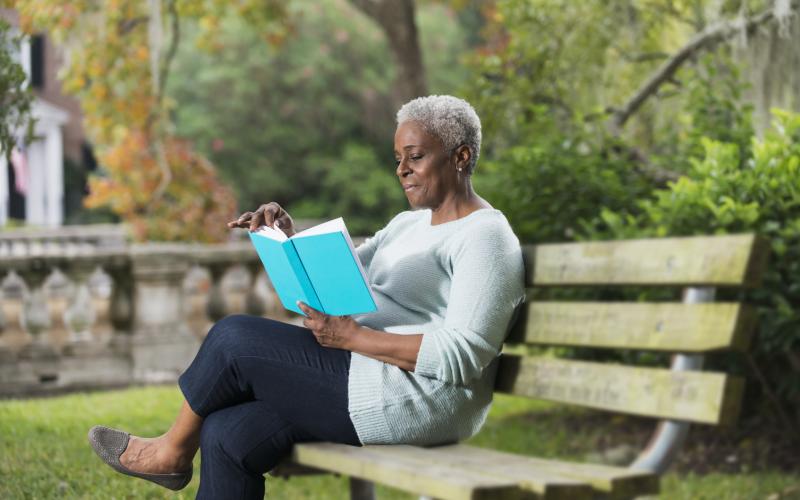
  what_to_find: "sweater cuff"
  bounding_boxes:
[414,330,440,380]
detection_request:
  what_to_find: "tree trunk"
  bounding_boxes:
[349,0,428,106]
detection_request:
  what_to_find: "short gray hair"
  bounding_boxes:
[396,95,482,174]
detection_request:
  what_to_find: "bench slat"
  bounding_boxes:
[525,233,768,287]
[495,356,744,425]
[507,302,755,352]
[292,442,544,499]
[422,444,659,499]
[356,444,595,500]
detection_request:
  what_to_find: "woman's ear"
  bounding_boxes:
[454,144,471,173]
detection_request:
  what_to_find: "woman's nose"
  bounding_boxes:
[396,158,410,177]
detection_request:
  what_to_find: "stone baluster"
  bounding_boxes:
[205,262,231,323]
[0,270,13,362]
[0,271,6,334]
[244,262,267,317]
[106,262,134,355]
[61,261,99,356]
[17,263,58,361]
[130,248,198,383]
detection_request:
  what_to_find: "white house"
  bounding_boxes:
[2,10,86,228]
[1,99,69,227]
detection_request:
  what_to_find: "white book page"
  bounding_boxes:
[292,217,345,238]
[252,225,288,242]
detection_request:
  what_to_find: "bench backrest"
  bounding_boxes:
[495,233,769,427]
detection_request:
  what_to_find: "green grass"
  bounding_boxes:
[0,386,796,499]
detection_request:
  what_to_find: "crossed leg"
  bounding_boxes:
[117,314,360,498]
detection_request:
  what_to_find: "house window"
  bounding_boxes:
[30,34,44,89]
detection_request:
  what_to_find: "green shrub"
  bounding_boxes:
[474,112,653,243]
[588,109,800,423]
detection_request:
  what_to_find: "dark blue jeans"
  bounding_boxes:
[177,314,361,499]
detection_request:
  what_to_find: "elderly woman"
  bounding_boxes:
[89,95,525,498]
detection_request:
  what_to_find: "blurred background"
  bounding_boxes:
[0,0,798,498]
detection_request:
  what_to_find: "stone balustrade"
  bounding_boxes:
[0,225,362,398]
[0,223,127,258]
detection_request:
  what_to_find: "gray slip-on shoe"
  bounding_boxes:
[88,425,193,491]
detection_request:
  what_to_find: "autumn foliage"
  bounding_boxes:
[86,132,237,242]
[12,0,287,241]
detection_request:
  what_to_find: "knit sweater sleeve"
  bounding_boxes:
[355,231,382,270]
[414,221,526,386]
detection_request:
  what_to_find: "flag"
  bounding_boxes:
[10,138,28,196]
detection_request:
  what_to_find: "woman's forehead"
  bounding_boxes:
[394,121,442,148]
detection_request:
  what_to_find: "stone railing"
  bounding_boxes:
[0,225,356,398]
[0,223,127,257]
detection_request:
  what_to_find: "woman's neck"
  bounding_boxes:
[429,184,491,225]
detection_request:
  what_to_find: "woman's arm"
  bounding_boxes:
[348,327,422,372]
[296,301,422,372]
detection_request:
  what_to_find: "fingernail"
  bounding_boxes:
[275,220,281,227]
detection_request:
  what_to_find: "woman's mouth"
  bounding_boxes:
[403,184,417,192]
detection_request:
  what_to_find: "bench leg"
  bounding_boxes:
[350,477,376,500]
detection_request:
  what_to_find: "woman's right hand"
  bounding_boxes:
[227,202,296,236]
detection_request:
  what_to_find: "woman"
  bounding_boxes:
[88,95,526,498]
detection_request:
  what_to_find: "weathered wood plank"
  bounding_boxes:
[494,356,744,425]
[506,302,756,352]
[422,445,659,500]
[352,444,595,500]
[524,233,768,287]
[292,442,541,500]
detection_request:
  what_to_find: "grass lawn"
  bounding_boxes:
[1,385,796,499]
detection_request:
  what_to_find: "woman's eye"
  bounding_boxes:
[410,155,422,161]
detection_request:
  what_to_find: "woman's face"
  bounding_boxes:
[394,121,457,210]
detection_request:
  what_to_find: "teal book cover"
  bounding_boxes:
[248,218,377,317]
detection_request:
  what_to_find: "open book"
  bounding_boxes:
[248,218,378,317]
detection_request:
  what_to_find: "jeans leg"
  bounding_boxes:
[179,314,361,497]
[197,400,315,500]
[178,314,359,444]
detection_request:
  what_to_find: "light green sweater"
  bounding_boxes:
[349,208,526,445]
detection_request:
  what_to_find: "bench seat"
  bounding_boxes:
[289,442,659,500]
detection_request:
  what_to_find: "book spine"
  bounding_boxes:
[283,240,324,312]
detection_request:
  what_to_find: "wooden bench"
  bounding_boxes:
[273,233,769,499]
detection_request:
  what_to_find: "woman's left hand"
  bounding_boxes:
[296,301,359,350]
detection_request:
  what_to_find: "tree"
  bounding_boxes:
[0,15,33,162]
[167,0,471,234]
[466,0,797,244]
[348,0,428,105]
[11,0,288,241]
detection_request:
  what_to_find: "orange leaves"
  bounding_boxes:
[15,0,287,242]
[85,129,236,242]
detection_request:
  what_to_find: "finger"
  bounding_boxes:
[229,212,252,228]
[297,301,311,317]
[297,301,322,319]
[250,206,267,231]
[263,203,282,228]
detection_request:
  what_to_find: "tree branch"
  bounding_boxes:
[608,1,799,134]
[347,0,427,104]
[157,0,179,107]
